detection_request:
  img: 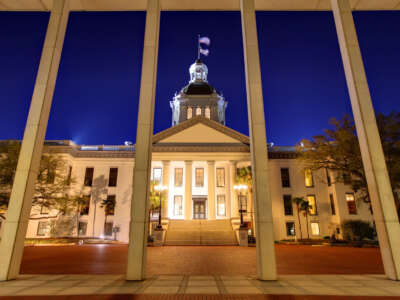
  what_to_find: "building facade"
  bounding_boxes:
[11,60,373,243]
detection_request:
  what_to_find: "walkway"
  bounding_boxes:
[20,244,384,275]
[0,274,400,298]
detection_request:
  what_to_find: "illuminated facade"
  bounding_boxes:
[18,60,373,243]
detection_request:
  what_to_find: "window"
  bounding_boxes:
[105,195,115,215]
[46,168,56,184]
[195,168,204,187]
[216,168,225,187]
[306,195,317,215]
[174,168,183,187]
[280,168,290,188]
[108,168,118,187]
[78,222,87,236]
[80,195,90,215]
[217,195,226,216]
[187,107,193,119]
[286,222,295,236]
[311,222,320,236]
[346,193,357,215]
[326,169,331,186]
[40,205,49,214]
[329,194,336,215]
[196,107,202,116]
[283,195,293,216]
[84,167,94,187]
[174,196,183,216]
[343,172,351,185]
[66,166,72,186]
[153,168,162,184]
[104,222,113,236]
[37,221,49,236]
[205,107,211,119]
[305,169,313,187]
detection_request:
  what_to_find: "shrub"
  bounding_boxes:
[343,220,375,241]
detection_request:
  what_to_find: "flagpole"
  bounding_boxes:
[197,34,200,60]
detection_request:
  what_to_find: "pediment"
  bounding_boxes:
[153,116,249,145]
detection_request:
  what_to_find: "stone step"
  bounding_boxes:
[165,220,238,246]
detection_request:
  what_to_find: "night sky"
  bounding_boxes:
[0,11,399,146]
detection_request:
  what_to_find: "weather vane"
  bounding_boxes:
[198,35,211,59]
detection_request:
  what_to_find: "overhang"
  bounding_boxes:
[1,0,400,12]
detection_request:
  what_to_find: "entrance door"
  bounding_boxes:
[193,198,206,219]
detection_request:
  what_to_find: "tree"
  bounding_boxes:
[297,113,400,215]
[100,195,116,234]
[300,199,311,239]
[235,166,255,235]
[343,220,375,241]
[0,140,78,223]
[292,197,305,239]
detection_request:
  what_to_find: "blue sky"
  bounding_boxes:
[0,11,399,146]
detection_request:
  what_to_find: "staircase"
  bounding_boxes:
[165,220,238,245]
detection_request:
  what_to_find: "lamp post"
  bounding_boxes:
[154,185,168,230]
[234,184,248,228]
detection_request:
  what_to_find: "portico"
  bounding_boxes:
[0,0,399,284]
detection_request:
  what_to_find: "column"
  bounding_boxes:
[229,161,238,218]
[331,0,400,280]
[126,0,160,281]
[162,160,170,219]
[184,161,192,220]
[0,0,69,281]
[207,161,216,220]
[240,0,277,280]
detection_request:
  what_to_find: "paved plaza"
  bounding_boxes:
[1,274,400,298]
[20,244,384,275]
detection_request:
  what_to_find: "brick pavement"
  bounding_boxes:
[20,244,384,275]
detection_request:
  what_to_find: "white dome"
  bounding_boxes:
[189,59,208,83]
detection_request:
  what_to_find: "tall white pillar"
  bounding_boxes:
[0,0,69,281]
[162,160,170,219]
[240,0,277,280]
[229,161,238,218]
[184,161,192,220]
[331,0,400,280]
[207,161,216,220]
[126,0,160,281]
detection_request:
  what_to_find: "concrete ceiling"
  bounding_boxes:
[0,0,400,11]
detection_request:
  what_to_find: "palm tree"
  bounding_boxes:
[300,199,311,239]
[292,197,305,240]
[235,166,254,235]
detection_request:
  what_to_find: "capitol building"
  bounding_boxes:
[22,59,372,244]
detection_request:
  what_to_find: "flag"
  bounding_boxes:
[199,36,211,46]
[199,48,209,56]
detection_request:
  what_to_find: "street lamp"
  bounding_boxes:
[234,184,248,228]
[154,185,168,230]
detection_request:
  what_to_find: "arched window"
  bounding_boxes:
[205,107,210,119]
[196,107,202,116]
[187,107,193,119]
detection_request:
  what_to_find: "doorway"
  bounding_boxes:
[193,198,207,219]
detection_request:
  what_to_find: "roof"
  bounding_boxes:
[182,82,215,95]
[1,0,399,11]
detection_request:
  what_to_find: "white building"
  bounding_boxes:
[22,59,373,243]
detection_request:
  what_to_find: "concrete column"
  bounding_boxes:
[229,161,238,218]
[162,160,170,219]
[184,161,192,220]
[126,0,160,281]
[0,0,69,281]
[207,161,216,220]
[331,0,400,280]
[240,0,277,280]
